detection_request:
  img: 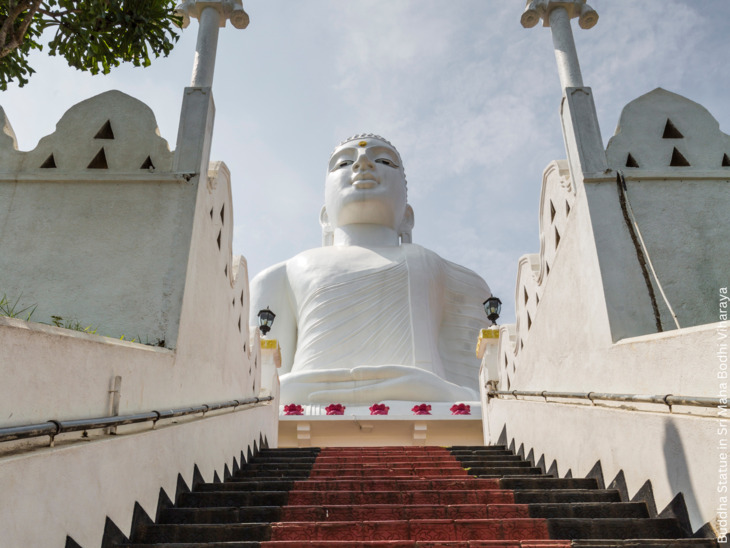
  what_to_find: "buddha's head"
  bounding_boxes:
[321,134,414,245]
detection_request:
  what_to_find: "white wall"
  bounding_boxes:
[485,88,728,538]
[0,89,277,547]
[0,405,277,548]
[0,91,192,347]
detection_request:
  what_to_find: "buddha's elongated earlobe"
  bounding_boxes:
[399,204,414,244]
[320,205,334,246]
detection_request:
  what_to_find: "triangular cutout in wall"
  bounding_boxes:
[40,153,56,168]
[140,156,155,169]
[662,119,684,139]
[669,147,690,167]
[626,153,639,168]
[87,148,109,169]
[94,120,115,140]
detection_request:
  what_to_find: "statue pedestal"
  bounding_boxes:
[278,402,483,448]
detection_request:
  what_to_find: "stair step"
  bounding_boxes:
[132,523,270,543]
[513,490,622,504]
[571,541,719,547]
[501,478,599,490]
[468,467,545,476]
[160,507,283,524]
[547,518,684,540]
[196,481,295,492]
[286,489,516,506]
[528,502,649,519]
[268,518,551,541]
[260,543,572,548]
[115,540,262,548]
[179,491,290,508]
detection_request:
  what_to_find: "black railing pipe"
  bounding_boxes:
[0,396,273,444]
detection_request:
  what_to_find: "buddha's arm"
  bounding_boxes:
[438,261,491,390]
[249,262,298,374]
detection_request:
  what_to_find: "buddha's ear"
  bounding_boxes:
[320,205,334,246]
[399,204,414,244]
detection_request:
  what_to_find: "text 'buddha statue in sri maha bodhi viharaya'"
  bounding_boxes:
[250,134,493,404]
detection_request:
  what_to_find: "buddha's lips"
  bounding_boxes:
[352,174,379,188]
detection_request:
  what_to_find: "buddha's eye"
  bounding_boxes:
[375,158,397,168]
[337,160,353,169]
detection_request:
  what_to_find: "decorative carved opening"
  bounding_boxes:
[565,201,570,215]
[536,295,540,305]
[524,287,529,304]
[40,153,56,168]
[94,120,115,140]
[232,298,235,307]
[504,355,508,367]
[662,119,683,139]
[240,291,244,305]
[220,204,225,225]
[520,340,524,350]
[527,312,532,330]
[555,227,561,249]
[224,264,228,277]
[209,207,214,219]
[546,263,550,275]
[87,148,108,169]
[723,154,730,167]
[625,153,639,168]
[216,229,221,250]
[507,378,511,390]
[140,156,155,170]
[243,342,247,352]
[670,147,690,167]
[550,201,556,222]
[238,316,241,332]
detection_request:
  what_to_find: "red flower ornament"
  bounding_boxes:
[412,403,432,415]
[325,403,346,415]
[369,403,390,415]
[283,404,303,415]
[450,403,471,415]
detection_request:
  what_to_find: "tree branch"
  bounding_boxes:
[0,0,42,59]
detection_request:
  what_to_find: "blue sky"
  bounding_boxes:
[2,1,729,323]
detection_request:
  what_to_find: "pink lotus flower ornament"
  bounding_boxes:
[283,404,303,415]
[325,403,346,415]
[369,403,390,415]
[412,403,432,415]
[450,403,471,415]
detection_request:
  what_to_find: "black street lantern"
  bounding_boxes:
[257,307,276,336]
[483,297,502,324]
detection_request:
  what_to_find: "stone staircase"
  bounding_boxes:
[120,445,718,547]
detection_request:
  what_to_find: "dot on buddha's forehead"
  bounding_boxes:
[358,141,367,147]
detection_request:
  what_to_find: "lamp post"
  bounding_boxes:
[257,307,276,336]
[483,297,502,325]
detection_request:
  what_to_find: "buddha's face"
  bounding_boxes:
[325,137,407,230]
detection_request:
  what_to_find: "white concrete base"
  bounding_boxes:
[279,401,483,448]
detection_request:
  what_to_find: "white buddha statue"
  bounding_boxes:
[250,134,492,404]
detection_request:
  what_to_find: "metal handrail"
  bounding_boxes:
[487,389,721,409]
[0,396,274,445]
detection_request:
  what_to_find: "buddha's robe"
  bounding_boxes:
[250,244,490,403]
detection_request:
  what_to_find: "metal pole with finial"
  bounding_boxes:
[176,0,250,88]
[520,0,606,178]
[172,1,249,175]
[520,0,598,92]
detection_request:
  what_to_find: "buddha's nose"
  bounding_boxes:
[353,153,374,171]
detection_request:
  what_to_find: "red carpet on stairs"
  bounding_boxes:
[260,446,570,547]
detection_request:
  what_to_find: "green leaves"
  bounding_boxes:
[0,0,182,89]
